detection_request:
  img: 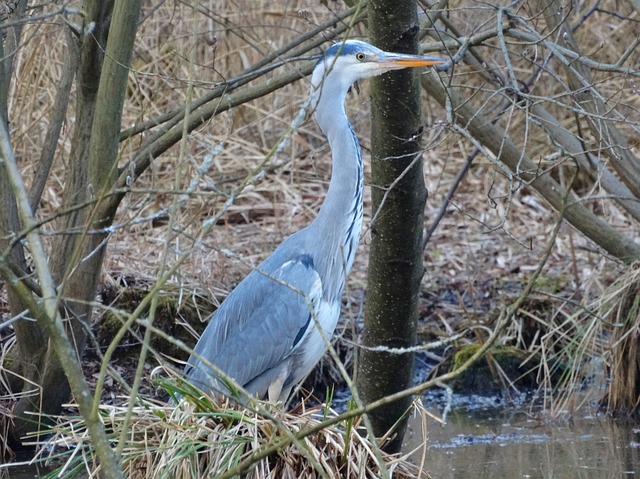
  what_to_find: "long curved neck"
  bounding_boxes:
[309,89,364,300]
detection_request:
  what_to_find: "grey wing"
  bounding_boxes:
[185,252,322,398]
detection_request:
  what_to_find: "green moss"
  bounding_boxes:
[96,284,215,361]
[533,275,566,294]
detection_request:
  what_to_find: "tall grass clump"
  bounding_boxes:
[35,380,422,479]
[601,264,640,416]
[523,263,640,417]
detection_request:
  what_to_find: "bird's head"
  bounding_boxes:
[310,40,445,108]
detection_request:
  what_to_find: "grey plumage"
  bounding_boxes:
[184,40,445,402]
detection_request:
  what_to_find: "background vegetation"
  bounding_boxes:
[0,0,638,476]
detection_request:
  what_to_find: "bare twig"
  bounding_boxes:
[420,67,640,262]
[119,3,368,142]
[423,148,478,249]
[0,106,122,479]
[527,2,640,197]
[29,27,77,214]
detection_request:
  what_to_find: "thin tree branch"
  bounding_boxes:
[528,2,640,197]
[0,107,122,479]
[423,148,478,249]
[29,27,77,214]
[420,68,640,262]
[119,2,368,142]
[505,29,639,76]
[529,102,640,221]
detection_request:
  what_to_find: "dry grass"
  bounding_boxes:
[7,1,634,302]
[600,264,640,415]
[507,262,640,418]
[1,0,639,467]
[35,384,424,479]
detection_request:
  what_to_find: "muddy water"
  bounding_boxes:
[407,401,640,478]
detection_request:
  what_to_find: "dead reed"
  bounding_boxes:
[36,381,424,479]
[601,263,640,416]
[1,2,639,460]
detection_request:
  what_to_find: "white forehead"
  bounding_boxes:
[311,40,382,91]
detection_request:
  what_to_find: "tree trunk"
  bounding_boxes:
[8,1,140,454]
[0,0,48,447]
[356,0,425,453]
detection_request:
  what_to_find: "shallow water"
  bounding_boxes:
[1,462,48,479]
[1,450,53,479]
[407,400,640,478]
[4,399,639,478]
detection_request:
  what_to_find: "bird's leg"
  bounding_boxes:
[267,366,290,403]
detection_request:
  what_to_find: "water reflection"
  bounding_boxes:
[0,451,53,479]
[1,462,47,479]
[408,405,640,478]
[3,403,639,478]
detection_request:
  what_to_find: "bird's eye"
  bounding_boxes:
[355,52,366,61]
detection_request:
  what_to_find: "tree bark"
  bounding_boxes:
[9,3,141,461]
[9,1,111,442]
[0,0,48,441]
[356,0,425,453]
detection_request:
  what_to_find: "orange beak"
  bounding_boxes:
[375,52,447,69]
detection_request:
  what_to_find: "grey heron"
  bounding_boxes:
[185,40,444,403]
